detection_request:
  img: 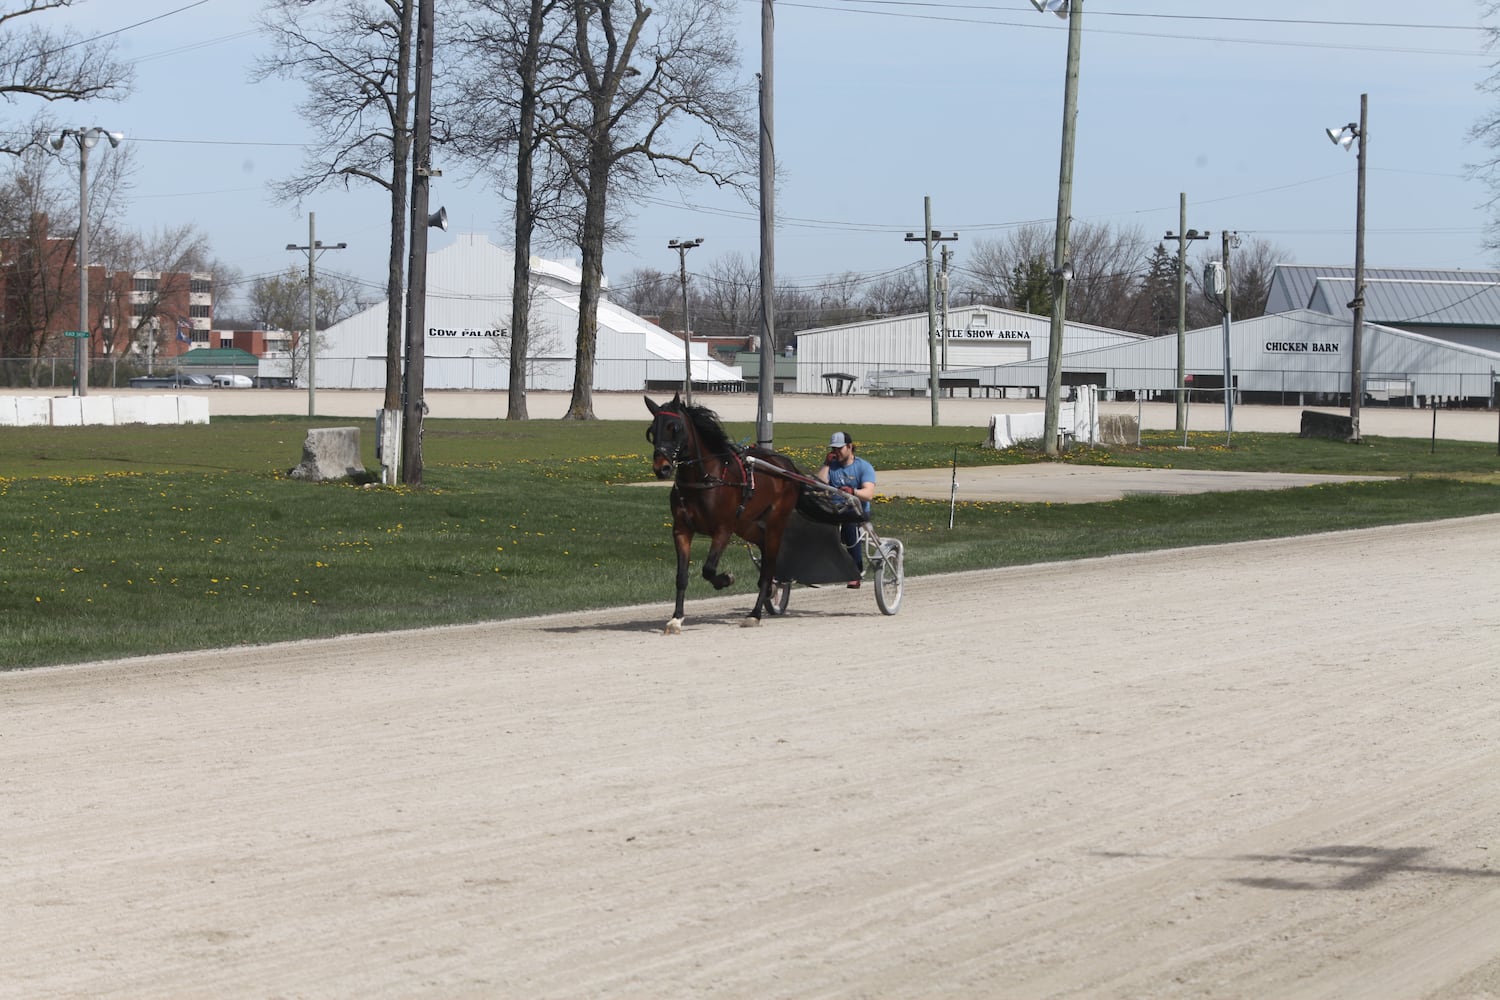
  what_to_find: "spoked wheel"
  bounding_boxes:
[766,579,791,616]
[872,538,904,615]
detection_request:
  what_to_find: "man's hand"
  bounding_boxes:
[825,450,840,467]
[839,485,855,495]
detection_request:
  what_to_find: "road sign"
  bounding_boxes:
[63,330,89,338]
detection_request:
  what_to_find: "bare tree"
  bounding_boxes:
[1472,2,1500,253]
[0,155,68,383]
[451,0,576,419]
[613,265,675,320]
[92,223,210,360]
[692,251,756,341]
[254,0,417,413]
[954,224,1052,310]
[485,279,564,385]
[1219,235,1285,320]
[552,0,755,419]
[959,221,1151,328]
[0,0,132,156]
[246,266,362,382]
[860,266,925,319]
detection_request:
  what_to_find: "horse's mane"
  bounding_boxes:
[680,399,738,456]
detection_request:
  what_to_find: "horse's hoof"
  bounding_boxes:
[740,616,762,628]
[712,573,735,591]
[664,618,683,635]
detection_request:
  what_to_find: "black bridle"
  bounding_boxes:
[647,407,748,492]
[647,408,694,476]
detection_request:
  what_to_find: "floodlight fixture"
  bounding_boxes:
[1326,123,1358,150]
[1030,0,1069,18]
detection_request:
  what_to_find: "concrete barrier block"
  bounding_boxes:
[987,411,1046,449]
[81,396,116,426]
[177,396,210,425]
[112,395,150,425]
[0,397,15,427]
[288,426,368,482]
[1300,410,1354,441]
[50,396,84,427]
[15,396,51,426]
[143,395,179,425]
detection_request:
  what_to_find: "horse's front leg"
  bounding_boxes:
[665,519,694,635]
[700,526,736,591]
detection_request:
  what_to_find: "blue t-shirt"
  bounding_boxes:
[828,456,875,516]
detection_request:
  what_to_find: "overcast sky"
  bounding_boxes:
[32,0,1499,309]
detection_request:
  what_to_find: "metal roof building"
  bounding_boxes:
[955,309,1500,406]
[1266,265,1500,354]
[792,305,1144,395]
[294,234,742,391]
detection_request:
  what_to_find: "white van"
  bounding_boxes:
[213,374,254,388]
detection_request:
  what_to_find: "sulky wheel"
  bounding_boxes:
[766,579,791,616]
[873,538,904,615]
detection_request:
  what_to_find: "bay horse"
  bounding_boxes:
[645,395,802,633]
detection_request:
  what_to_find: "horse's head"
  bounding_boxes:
[644,395,690,480]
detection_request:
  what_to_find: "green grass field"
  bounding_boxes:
[3,415,1498,669]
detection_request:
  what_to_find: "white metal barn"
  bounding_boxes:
[971,309,1500,406]
[792,305,1144,395]
[305,234,742,391]
[1266,265,1500,355]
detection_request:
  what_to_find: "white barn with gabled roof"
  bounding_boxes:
[961,309,1500,406]
[305,234,743,391]
[792,304,1145,395]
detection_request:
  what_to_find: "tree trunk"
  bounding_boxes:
[508,0,547,421]
[565,139,612,421]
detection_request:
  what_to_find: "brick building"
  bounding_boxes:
[0,214,214,366]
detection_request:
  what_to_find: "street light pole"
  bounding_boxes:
[286,213,346,418]
[52,127,123,398]
[1327,94,1368,443]
[1033,0,1083,456]
[669,237,703,404]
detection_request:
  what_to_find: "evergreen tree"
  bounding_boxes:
[1140,243,1179,337]
[1007,255,1053,317]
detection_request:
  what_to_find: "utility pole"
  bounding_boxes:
[1041,0,1083,457]
[669,238,703,404]
[401,0,437,486]
[285,211,346,418]
[905,199,957,427]
[755,0,776,448]
[1164,193,1208,436]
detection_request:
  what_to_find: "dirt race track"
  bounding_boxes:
[4,514,1500,998]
